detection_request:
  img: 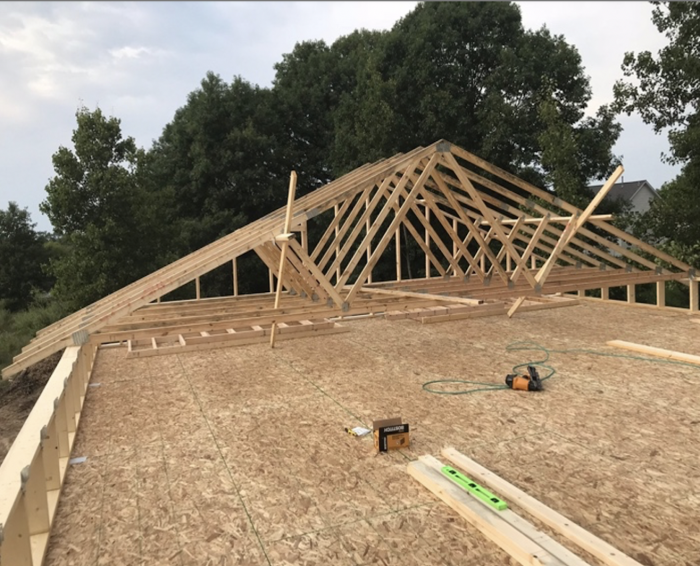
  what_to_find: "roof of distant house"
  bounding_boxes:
[587,180,657,202]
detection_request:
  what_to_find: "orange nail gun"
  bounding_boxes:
[505,365,543,392]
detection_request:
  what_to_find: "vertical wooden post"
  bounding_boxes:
[578,289,585,298]
[334,204,341,284]
[395,225,401,282]
[452,218,458,277]
[425,205,431,278]
[690,276,699,312]
[195,277,201,300]
[506,252,512,273]
[365,197,372,284]
[656,280,665,308]
[1,495,32,565]
[233,258,239,296]
[269,269,274,293]
[270,171,298,348]
[480,254,486,273]
[627,284,636,304]
[531,255,536,270]
[301,218,308,253]
[156,296,161,303]
[601,287,609,301]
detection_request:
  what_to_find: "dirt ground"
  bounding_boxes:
[34,301,700,566]
[0,350,63,464]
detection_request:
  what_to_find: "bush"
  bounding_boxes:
[0,298,70,372]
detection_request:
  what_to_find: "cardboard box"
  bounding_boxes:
[373,417,410,452]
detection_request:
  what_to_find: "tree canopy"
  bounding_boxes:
[40,107,167,308]
[0,203,52,311]
[614,2,700,267]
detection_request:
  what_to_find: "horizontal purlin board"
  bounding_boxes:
[606,340,700,366]
[408,455,583,566]
[127,321,348,358]
[420,297,580,324]
[441,447,644,566]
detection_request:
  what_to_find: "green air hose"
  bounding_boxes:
[422,340,699,395]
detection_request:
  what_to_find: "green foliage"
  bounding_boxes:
[0,297,70,371]
[0,203,53,311]
[614,2,700,268]
[40,107,168,309]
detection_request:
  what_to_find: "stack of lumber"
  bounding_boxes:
[408,447,643,566]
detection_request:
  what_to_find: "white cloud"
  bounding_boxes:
[0,1,683,231]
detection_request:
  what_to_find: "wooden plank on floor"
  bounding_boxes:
[407,456,569,566]
[441,448,644,566]
[606,340,700,366]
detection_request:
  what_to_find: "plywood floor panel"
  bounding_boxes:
[44,301,700,565]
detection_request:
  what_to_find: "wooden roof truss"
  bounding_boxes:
[3,140,696,377]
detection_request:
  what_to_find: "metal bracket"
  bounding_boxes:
[442,273,451,280]
[341,302,350,313]
[299,291,307,299]
[326,298,334,308]
[311,293,319,302]
[690,268,697,280]
[525,199,535,211]
[575,261,582,269]
[289,288,297,296]
[626,264,633,273]
[535,283,542,294]
[72,329,89,346]
[436,141,452,153]
[0,523,4,544]
[508,280,515,290]
[483,275,492,287]
[40,425,48,445]
[20,465,30,492]
[655,266,663,275]
[306,207,321,221]
[599,263,607,271]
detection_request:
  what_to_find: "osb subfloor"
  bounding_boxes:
[45,302,700,566]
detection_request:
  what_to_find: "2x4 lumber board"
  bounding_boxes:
[126,324,349,358]
[479,215,613,226]
[535,165,624,288]
[509,166,624,318]
[428,167,628,271]
[324,174,397,281]
[92,297,444,342]
[391,181,466,279]
[309,188,356,262]
[393,201,448,278]
[407,456,569,566]
[0,347,81,550]
[430,165,509,285]
[280,243,331,303]
[271,170,300,348]
[442,152,539,289]
[578,295,691,314]
[337,159,428,290]
[11,144,439,375]
[358,287,482,306]
[288,238,345,308]
[448,145,687,272]
[420,455,591,566]
[606,340,700,366]
[419,299,578,324]
[344,155,440,302]
[441,448,643,566]
[403,174,475,278]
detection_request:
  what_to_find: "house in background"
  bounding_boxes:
[587,179,659,214]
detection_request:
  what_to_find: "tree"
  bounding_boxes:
[40,107,166,308]
[613,2,700,267]
[0,203,52,311]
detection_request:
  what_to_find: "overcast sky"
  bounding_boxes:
[0,1,676,232]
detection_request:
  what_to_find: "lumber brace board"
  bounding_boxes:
[408,455,588,566]
[606,340,700,366]
[441,448,644,566]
